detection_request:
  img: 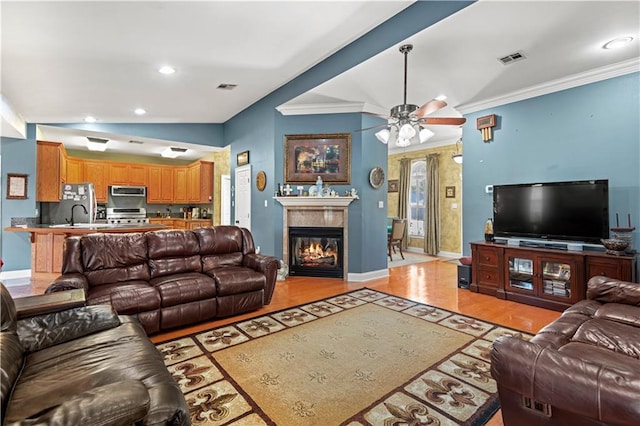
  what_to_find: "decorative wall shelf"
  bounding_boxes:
[274,196,357,208]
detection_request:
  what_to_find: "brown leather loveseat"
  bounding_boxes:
[46,226,280,334]
[491,276,640,425]
[0,283,188,425]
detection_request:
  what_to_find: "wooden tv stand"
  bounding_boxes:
[470,241,637,311]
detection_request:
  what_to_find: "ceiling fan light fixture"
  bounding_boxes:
[603,37,633,49]
[375,128,390,144]
[419,128,434,143]
[398,122,416,139]
[452,138,463,164]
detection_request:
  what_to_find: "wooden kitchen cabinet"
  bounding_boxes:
[187,219,212,230]
[188,161,214,203]
[109,162,147,186]
[147,166,174,203]
[65,157,83,184]
[173,167,188,203]
[82,161,108,202]
[36,141,64,201]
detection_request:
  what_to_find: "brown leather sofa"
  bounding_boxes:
[46,226,280,334]
[491,276,640,425]
[0,283,188,425]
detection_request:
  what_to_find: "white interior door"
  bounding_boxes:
[234,165,251,230]
[221,174,231,225]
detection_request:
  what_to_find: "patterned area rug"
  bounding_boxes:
[156,289,530,425]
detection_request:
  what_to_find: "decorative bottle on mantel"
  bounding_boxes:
[315,176,323,197]
[484,218,495,242]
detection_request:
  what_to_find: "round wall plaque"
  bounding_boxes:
[256,171,267,192]
[369,166,385,189]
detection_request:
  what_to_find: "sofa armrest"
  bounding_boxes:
[491,335,640,424]
[244,253,280,304]
[14,288,85,319]
[17,381,150,426]
[45,273,90,295]
[587,276,640,305]
[17,305,121,353]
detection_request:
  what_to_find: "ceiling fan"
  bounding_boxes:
[364,44,466,147]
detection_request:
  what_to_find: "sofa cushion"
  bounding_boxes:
[559,342,639,372]
[4,319,187,425]
[208,267,266,296]
[194,226,244,255]
[202,252,244,272]
[147,230,201,278]
[87,281,160,314]
[150,272,217,307]
[572,318,640,359]
[593,303,640,327]
[81,233,150,286]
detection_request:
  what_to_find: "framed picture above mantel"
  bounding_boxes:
[284,133,351,184]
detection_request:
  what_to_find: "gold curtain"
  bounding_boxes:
[424,154,439,255]
[398,158,411,250]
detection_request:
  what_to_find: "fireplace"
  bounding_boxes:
[289,227,344,278]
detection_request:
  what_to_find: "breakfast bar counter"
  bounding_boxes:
[5,224,168,276]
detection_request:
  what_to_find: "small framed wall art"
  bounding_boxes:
[6,173,28,199]
[445,186,456,198]
[388,179,399,193]
[237,150,250,166]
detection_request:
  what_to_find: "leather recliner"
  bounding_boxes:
[491,276,640,425]
[46,226,280,334]
[0,283,189,425]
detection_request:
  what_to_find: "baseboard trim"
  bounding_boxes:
[347,268,389,282]
[0,269,32,286]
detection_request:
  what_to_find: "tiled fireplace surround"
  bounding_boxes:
[276,197,355,281]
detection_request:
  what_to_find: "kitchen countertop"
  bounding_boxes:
[5,223,168,234]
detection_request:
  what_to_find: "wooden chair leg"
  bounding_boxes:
[388,242,393,260]
[398,244,404,260]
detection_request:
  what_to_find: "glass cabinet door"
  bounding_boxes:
[541,261,572,299]
[508,256,534,292]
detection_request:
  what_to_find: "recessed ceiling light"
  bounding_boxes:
[435,94,447,101]
[84,116,97,123]
[603,37,633,50]
[86,137,109,151]
[161,146,188,158]
[158,65,176,75]
[134,108,146,115]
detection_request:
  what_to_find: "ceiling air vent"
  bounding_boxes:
[129,140,144,145]
[217,83,237,90]
[169,147,187,154]
[498,51,526,65]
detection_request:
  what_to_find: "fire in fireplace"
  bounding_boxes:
[289,227,343,278]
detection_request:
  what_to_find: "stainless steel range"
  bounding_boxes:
[106,208,150,225]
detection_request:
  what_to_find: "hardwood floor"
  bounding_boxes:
[4,258,561,426]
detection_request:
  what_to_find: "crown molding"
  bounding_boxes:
[457,58,640,114]
[276,101,388,117]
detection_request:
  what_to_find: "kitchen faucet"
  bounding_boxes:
[67,203,88,226]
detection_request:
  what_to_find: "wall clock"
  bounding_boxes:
[369,166,385,189]
[256,171,267,192]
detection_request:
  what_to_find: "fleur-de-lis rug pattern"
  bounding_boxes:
[156,289,531,425]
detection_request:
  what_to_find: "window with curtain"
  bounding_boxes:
[409,160,426,237]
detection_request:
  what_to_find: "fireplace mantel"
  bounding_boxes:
[274,196,357,208]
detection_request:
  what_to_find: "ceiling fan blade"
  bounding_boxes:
[419,117,467,126]
[414,99,447,118]
[362,111,391,120]
[353,123,388,133]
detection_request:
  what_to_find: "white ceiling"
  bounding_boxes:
[2,1,639,157]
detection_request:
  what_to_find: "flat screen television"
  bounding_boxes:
[492,179,609,244]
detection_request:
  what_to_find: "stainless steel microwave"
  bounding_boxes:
[110,186,146,197]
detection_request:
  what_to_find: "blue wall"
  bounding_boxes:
[1,124,38,270]
[462,73,640,254]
